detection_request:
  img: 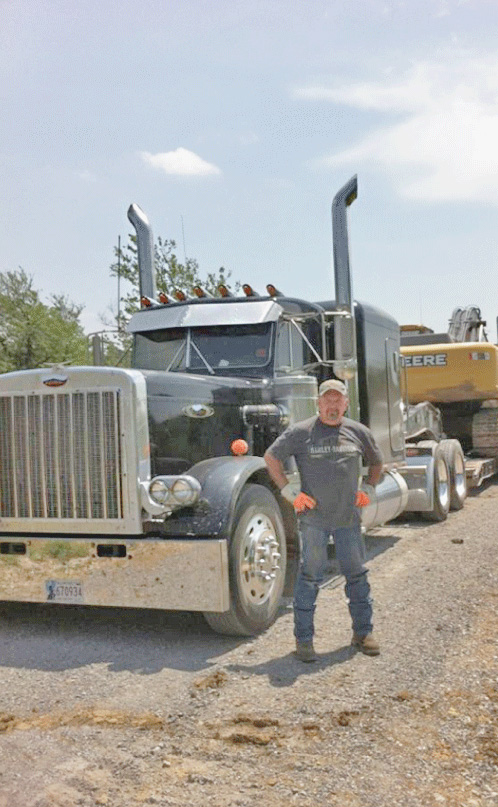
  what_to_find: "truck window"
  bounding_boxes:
[275,321,292,372]
[275,318,323,374]
[134,329,187,371]
[133,323,272,373]
[191,324,271,370]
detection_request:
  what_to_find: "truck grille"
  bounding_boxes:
[0,391,123,520]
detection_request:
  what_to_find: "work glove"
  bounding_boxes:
[355,484,375,508]
[280,483,316,514]
[293,492,317,514]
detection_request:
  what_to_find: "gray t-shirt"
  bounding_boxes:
[268,415,383,529]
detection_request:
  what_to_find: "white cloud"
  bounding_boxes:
[141,148,221,177]
[297,55,498,204]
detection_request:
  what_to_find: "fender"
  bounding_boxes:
[150,455,270,540]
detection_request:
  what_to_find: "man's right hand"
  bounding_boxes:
[293,492,316,514]
[280,484,316,514]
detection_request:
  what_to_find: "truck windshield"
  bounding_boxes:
[133,323,272,374]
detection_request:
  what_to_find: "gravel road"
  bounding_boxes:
[1,482,498,807]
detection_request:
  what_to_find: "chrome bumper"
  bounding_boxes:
[0,537,229,612]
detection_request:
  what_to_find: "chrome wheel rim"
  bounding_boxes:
[436,457,450,511]
[453,451,467,501]
[238,513,282,606]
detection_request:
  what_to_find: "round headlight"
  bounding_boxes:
[171,478,197,506]
[149,478,171,505]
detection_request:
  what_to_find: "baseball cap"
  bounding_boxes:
[318,379,348,397]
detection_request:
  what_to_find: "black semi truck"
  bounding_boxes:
[0,177,462,635]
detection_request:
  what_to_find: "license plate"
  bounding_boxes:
[45,580,84,604]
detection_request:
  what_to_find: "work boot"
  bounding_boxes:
[352,632,380,656]
[295,641,317,662]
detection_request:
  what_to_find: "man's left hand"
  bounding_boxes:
[355,484,375,507]
[355,490,370,507]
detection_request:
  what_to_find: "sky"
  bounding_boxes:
[2,0,498,339]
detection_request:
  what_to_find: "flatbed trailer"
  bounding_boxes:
[465,456,498,488]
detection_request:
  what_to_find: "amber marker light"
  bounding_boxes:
[218,284,232,297]
[158,292,170,304]
[193,286,207,298]
[141,296,153,308]
[266,284,283,297]
[174,290,187,301]
[231,439,249,455]
[243,284,259,297]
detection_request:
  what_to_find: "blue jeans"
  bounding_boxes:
[293,522,373,643]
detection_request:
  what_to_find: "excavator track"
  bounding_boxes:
[471,407,498,458]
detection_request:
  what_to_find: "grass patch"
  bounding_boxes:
[30,541,90,562]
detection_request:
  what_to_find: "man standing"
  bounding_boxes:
[264,379,383,662]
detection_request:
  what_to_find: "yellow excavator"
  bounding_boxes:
[400,306,498,486]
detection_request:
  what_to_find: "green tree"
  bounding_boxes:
[110,234,238,322]
[0,270,89,373]
[105,233,239,365]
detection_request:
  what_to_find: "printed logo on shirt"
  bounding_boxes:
[309,443,358,456]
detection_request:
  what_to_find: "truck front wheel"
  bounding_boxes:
[204,484,287,636]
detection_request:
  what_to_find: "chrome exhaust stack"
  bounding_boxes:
[331,175,359,420]
[332,177,412,528]
[127,204,157,301]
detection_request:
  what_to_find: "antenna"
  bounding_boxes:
[117,235,121,332]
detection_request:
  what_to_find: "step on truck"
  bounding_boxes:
[0,177,465,635]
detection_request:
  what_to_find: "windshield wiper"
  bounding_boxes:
[166,341,187,372]
[163,333,214,374]
[190,339,215,374]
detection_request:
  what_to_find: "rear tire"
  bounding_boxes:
[422,444,450,522]
[203,484,287,636]
[440,439,467,510]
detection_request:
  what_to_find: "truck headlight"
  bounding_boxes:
[148,475,201,509]
[149,478,171,506]
[171,478,199,506]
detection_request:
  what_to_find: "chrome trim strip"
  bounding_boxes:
[24,396,33,518]
[10,397,18,517]
[83,392,91,519]
[98,392,107,520]
[69,393,77,518]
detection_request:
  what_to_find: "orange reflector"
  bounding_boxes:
[141,296,153,308]
[174,289,187,301]
[158,292,170,304]
[231,439,249,456]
